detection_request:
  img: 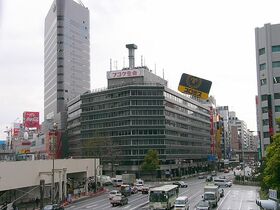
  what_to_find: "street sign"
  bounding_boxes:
[269,189,277,200]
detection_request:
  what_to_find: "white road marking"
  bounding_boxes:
[86,204,97,208]
[217,189,231,209]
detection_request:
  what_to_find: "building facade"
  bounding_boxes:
[255,23,280,157]
[44,0,90,128]
[67,43,211,176]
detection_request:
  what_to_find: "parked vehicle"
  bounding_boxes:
[174,196,190,210]
[214,178,232,187]
[195,200,212,210]
[203,185,219,207]
[110,195,128,207]
[224,168,229,173]
[173,181,188,188]
[108,190,121,200]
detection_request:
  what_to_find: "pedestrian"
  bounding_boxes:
[35,197,39,208]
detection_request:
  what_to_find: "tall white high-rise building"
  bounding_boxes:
[44,0,90,128]
[255,23,280,157]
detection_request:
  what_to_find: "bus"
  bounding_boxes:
[149,184,179,210]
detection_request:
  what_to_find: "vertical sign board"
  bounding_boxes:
[269,189,277,200]
[267,95,274,143]
[178,73,212,100]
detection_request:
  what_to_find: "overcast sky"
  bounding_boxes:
[1,0,279,140]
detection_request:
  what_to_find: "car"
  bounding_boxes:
[195,200,212,210]
[131,186,138,194]
[211,171,217,176]
[135,183,144,191]
[173,181,188,188]
[43,204,64,210]
[218,187,224,197]
[224,168,229,173]
[110,195,128,207]
[198,173,205,179]
[142,186,149,194]
[108,190,122,200]
[214,178,232,187]
[206,175,213,182]
[175,196,190,210]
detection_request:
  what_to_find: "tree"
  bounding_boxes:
[262,120,280,193]
[141,149,160,171]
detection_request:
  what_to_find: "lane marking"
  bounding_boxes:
[217,189,231,210]
[86,204,97,208]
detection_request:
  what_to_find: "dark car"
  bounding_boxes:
[195,200,212,210]
[206,175,213,182]
[43,204,64,210]
[173,181,188,188]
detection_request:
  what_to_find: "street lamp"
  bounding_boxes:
[50,123,58,204]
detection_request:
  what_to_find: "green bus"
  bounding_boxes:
[149,184,179,210]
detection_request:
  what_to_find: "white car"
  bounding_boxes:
[108,190,121,200]
[135,183,144,191]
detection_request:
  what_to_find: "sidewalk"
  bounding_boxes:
[63,188,109,207]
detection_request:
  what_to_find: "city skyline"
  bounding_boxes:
[1,0,280,139]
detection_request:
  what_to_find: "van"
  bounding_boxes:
[214,178,232,187]
[174,196,190,210]
[112,178,123,187]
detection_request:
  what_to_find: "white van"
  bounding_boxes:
[112,178,123,187]
[174,196,190,210]
[214,178,232,187]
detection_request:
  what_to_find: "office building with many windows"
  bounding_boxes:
[44,0,90,129]
[255,23,280,157]
[67,45,211,176]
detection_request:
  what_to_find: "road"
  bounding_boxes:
[65,172,260,210]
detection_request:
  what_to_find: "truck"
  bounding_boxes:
[203,185,220,208]
[122,174,136,185]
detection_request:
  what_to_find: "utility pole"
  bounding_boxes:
[51,123,58,204]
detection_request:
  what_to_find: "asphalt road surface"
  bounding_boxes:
[65,172,260,210]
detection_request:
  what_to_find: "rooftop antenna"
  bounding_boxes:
[110,58,112,71]
[115,60,118,70]
[162,68,165,79]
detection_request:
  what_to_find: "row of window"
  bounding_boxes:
[259,61,280,71]
[166,119,209,134]
[261,93,280,101]
[261,106,280,113]
[165,110,209,127]
[164,92,209,115]
[81,129,165,138]
[259,45,280,55]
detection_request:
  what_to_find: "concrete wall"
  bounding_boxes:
[0,158,99,191]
